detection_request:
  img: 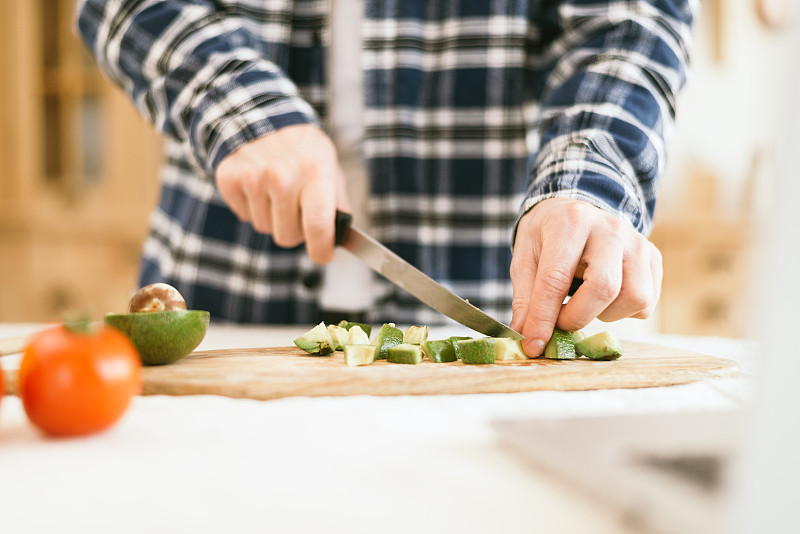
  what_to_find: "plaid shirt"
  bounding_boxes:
[77,0,694,325]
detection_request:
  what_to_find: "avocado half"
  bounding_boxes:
[104,310,210,365]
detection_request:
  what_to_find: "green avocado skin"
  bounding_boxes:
[387,344,423,364]
[449,336,472,360]
[373,324,403,360]
[339,321,373,338]
[458,338,496,364]
[543,329,577,360]
[421,340,457,363]
[574,331,623,360]
[104,310,210,365]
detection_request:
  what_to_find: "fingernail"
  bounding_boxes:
[524,339,545,358]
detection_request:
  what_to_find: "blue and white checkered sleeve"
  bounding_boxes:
[522,0,695,236]
[76,0,320,175]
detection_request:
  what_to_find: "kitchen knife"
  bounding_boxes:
[334,211,524,340]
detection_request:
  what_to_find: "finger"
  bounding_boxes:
[629,243,663,320]
[636,246,663,318]
[558,235,623,331]
[509,241,538,334]
[301,177,337,264]
[521,225,588,356]
[216,168,253,223]
[598,240,657,321]
[333,165,352,213]
[243,179,273,235]
[219,182,252,223]
[270,171,304,248]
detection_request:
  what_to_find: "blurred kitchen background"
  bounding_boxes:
[0,0,796,335]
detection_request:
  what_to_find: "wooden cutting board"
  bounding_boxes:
[136,341,739,401]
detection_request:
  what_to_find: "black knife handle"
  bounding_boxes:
[334,210,353,246]
[568,277,583,297]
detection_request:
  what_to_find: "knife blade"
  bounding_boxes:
[334,211,523,340]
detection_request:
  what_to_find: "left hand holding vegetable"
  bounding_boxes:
[510,198,662,357]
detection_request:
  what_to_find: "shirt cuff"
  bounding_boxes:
[188,61,322,175]
[512,136,652,248]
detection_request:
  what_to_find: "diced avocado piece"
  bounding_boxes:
[458,338,496,364]
[494,337,527,361]
[347,325,371,346]
[403,325,429,345]
[387,343,423,364]
[344,344,376,366]
[327,325,349,351]
[571,330,587,343]
[574,331,623,361]
[449,336,472,359]
[337,320,373,338]
[294,322,335,356]
[543,329,577,360]
[372,323,403,360]
[421,340,457,363]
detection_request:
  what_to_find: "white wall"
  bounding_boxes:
[661,0,797,216]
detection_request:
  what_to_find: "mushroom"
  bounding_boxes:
[128,283,187,313]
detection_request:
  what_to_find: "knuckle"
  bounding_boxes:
[241,160,294,198]
[301,155,322,176]
[588,275,620,303]
[266,167,293,198]
[618,286,652,315]
[511,295,529,314]
[215,169,235,191]
[537,263,574,296]
[549,199,580,219]
[650,242,663,264]
[241,167,267,195]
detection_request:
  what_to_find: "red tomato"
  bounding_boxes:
[19,325,141,437]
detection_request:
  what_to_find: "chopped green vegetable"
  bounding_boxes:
[344,344,376,366]
[421,339,458,363]
[387,343,423,364]
[571,330,587,343]
[337,320,373,338]
[494,337,527,361]
[403,325,429,345]
[458,338,496,364]
[573,331,623,360]
[373,323,403,360]
[293,322,335,356]
[347,325,371,346]
[543,329,577,360]
[327,325,349,351]
[449,336,472,359]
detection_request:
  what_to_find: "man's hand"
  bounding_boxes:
[215,124,350,264]
[509,198,662,357]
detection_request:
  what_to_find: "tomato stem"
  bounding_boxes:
[62,314,96,335]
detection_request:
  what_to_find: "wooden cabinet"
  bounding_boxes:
[0,0,162,321]
[651,219,751,337]
[650,170,753,338]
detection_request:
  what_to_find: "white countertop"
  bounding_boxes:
[0,323,755,534]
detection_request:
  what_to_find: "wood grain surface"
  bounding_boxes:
[131,341,739,401]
